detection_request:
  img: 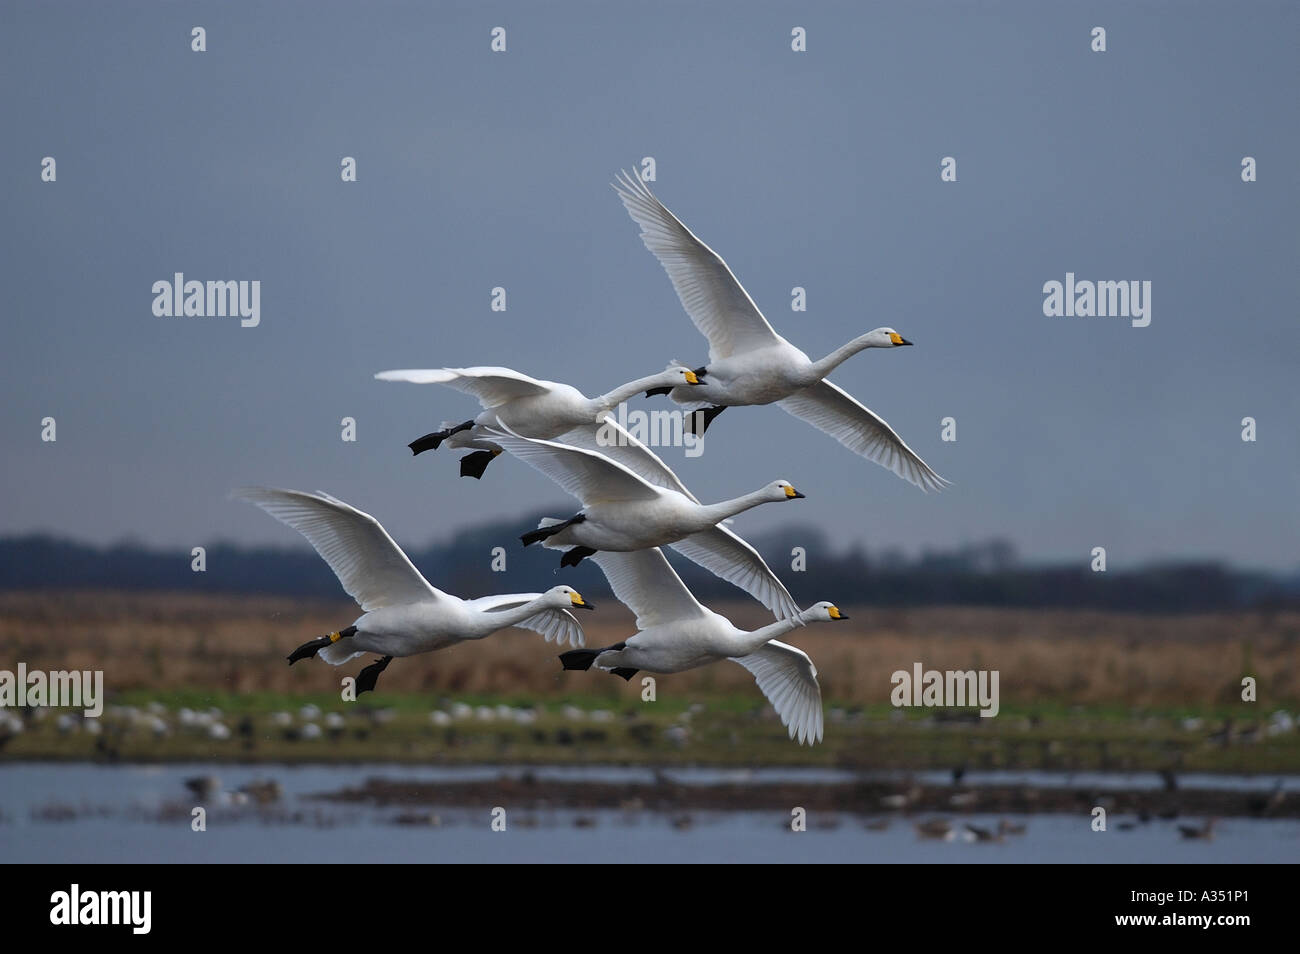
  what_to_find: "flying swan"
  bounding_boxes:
[233,487,592,694]
[374,365,701,484]
[483,424,804,621]
[613,170,949,493]
[557,546,847,745]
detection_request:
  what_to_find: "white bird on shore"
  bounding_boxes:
[556,546,846,745]
[613,170,948,493]
[233,487,592,694]
[483,424,804,620]
[374,365,701,485]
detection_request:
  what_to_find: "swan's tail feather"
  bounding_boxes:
[290,625,361,666]
[319,642,364,666]
[534,518,573,552]
[521,525,560,547]
[321,626,362,666]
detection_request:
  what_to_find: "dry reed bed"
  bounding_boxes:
[0,590,1296,706]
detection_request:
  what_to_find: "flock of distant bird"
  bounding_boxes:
[237,171,946,745]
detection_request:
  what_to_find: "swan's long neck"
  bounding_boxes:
[592,373,678,412]
[809,334,881,380]
[473,595,553,635]
[698,488,778,524]
[734,615,807,655]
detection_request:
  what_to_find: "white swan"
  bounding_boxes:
[556,546,846,745]
[613,170,949,493]
[374,365,700,484]
[483,424,804,621]
[233,487,591,694]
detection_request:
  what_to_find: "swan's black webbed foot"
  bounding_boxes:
[408,420,475,455]
[558,641,626,672]
[520,513,585,547]
[355,655,393,695]
[560,546,597,568]
[688,405,727,436]
[459,450,498,479]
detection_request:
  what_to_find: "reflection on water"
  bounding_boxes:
[1,762,1296,863]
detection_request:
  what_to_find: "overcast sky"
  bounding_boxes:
[2,2,1296,571]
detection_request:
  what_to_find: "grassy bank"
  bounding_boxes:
[1,590,1297,771]
[3,688,1297,773]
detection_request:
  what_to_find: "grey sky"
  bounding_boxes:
[2,2,1296,571]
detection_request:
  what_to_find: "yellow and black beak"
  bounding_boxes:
[683,370,701,385]
[889,332,913,346]
[569,592,595,611]
[785,486,806,499]
[828,605,848,620]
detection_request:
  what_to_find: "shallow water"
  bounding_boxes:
[1,762,1296,863]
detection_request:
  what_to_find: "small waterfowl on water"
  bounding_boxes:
[914,818,957,840]
[1177,818,1218,841]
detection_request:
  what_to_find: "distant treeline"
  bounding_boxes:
[1,515,1297,612]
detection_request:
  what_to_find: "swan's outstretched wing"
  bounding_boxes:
[613,170,782,362]
[579,548,708,629]
[732,640,823,745]
[669,525,800,621]
[777,379,949,493]
[557,418,701,503]
[463,594,585,647]
[375,367,552,408]
[482,426,661,505]
[233,488,447,612]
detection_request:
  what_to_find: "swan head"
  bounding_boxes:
[638,365,703,401]
[768,480,806,501]
[803,601,849,623]
[661,365,702,387]
[867,327,913,348]
[548,585,595,611]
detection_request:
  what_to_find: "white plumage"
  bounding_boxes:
[485,424,804,621]
[562,547,847,746]
[376,364,704,492]
[613,170,949,493]
[234,488,591,673]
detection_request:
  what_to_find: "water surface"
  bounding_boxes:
[2,762,1295,863]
